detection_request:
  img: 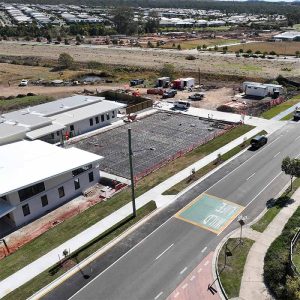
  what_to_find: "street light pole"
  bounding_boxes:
[128,128,137,217]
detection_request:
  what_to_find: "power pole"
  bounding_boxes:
[128,128,136,217]
[198,67,201,86]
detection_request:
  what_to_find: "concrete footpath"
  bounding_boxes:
[219,187,300,300]
[0,111,284,298]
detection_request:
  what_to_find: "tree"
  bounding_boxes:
[112,7,136,35]
[296,51,300,58]
[222,46,228,53]
[177,44,181,50]
[144,11,160,33]
[286,276,300,300]
[214,45,218,51]
[58,53,74,69]
[202,44,207,50]
[281,157,300,190]
[160,63,175,80]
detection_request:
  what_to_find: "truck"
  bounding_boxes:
[130,79,144,87]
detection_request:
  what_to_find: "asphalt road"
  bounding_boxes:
[46,122,300,300]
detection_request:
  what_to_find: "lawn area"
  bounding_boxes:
[228,41,300,56]
[3,201,156,300]
[292,241,300,272]
[0,95,54,112]
[0,124,253,282]
[261,95,300,119]
[163,127,259,195]
[218,238,254,298]
[161,38,239,50]
[281,112,293,120]
[251,177,300,233]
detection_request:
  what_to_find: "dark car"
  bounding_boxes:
[162,89,177,99]
[130,79,144,87]
[250,135,268,149]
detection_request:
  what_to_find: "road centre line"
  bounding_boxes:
[204,260,209,266]
[296,136,300,141]
[154,291,163,300]
[201,246,207,253]
[273,152,281,158]
[190,275,196,281]
[155,244,174,260]
[182,283,188,290]
[246,173,255,181]
[180,267,187,275]
[197,268,202,273]
[174,292,180,298]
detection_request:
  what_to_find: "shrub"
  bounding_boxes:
[185,55,196,60]
[177,44,181,50]
[270,50,277,55]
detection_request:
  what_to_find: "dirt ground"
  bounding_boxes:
[0,41,299,79]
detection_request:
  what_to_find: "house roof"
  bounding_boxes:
[26,123,66,140]
[0,140,103,196]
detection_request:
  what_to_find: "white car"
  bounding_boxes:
[19,79,28,86]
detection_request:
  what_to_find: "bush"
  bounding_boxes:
[185,55,196,60]
[58,53,74,69]
[270,50,277,56]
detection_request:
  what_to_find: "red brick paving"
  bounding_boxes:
[167,252,220,300]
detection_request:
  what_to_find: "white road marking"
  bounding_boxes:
[201,246,207,253]
[273,152,281,158]
[180,267,187,275]
[204,260,209,266]
[154,291,163,299]
[174,291,180,298]
[155,244,174,260]
[182,283,188,290]
[246,172,255,181]
[190,275,196,281]
[296,136,300,141]
[197,268,202,273]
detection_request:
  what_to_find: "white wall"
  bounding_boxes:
[245,86,268,97]
[7,165,100,227]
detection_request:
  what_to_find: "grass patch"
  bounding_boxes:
[2,201,156,300]
[281,112,293,121]
[163,128,261,195]
[0,125,252,282]
[218,238,254,298]
[292,242,300,272]
[261,95,300,119]
[0,95,54,112]
[251,177,300,233]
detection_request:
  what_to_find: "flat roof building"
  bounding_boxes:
[0,140,103,232]
[273,31,300,41]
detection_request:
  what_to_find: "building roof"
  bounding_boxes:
[50,100,126,126]
[273,31,300,39]
[0,123,27,144]
[26,123,66,140]
[0,140,103,196]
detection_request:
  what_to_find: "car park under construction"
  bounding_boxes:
[70,111,233,179]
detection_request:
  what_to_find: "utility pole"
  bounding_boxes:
[128,128,136,217]
[198,67,201,86]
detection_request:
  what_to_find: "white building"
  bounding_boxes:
[243,82,283,98]
[0,140,103,230]
[273,31,300,41]
[0,95,126,145]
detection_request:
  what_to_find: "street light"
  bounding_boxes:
[128,128,136,218]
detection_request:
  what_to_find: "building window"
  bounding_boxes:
[70,125,74,131]
[95,116,99,124]
[2,195,7,201]
[89,118,93,126]
[106,113,110,120]
[58,186,65,198]
[74,178,80,190]
[18,182,45,202]
[41,195,48,207]
[112,110,115,118]
[88,171,94,182]
[72,164,92,177]
[22,204,30,216]
[57,131,60,136]
[101,115,104,122]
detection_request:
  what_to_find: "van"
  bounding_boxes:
[174,101,190,109]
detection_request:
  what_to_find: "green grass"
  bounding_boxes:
[2,201,156,300]
[292,242,300,272]
[261,95,300,119]
[281,112,293,121]
[0,124,252,281]
[163,127,260,195]
[0,95,53,112]
[251,177,300,233]
[218,238,254,298]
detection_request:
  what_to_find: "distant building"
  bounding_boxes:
[0,95,126,145]
[243,82,284,98]
[273,31,300,41]
[0,140,103,230]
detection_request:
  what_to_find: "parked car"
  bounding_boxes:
[188,93,205,101]
[130,79,144,87]
[162,89,177,99]
[19,79,28,87]
[250,135,268,149]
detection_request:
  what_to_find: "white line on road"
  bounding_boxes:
[155,244,174,260]
[174,291,180,298]
[182,283,188,290]
[154,291,163,300]
[190,275,196,281]
[201,246,207,253]
[204,260,209,266]
[296,136,300,141]
[197,268,202,273]
[180,267,187,275]
[246,173,255,181]
[273,152,281,158]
